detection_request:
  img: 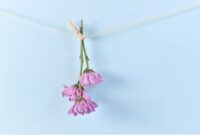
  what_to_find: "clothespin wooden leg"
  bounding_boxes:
[67,20,85,40]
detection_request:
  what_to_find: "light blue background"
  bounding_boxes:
[0,0,200,133]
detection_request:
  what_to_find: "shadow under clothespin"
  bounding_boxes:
[67,20,85,40]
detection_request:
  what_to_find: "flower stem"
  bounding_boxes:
[79,22,84,77]
[80,20,90,70]
[82,40,90,70]
[79,20,90,80]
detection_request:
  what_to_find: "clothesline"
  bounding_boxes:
[0,3,200,39]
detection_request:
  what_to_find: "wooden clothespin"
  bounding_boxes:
[67,20,85,40]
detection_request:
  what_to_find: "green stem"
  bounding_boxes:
[79,22,84,77]
[82,40,90,70]
[80,20,90,70]
[78,20,90,80]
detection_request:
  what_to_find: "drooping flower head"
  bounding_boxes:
[62,85,82,101]
[68,93,98,116]
[62,84,98,116]
[79,69,103,87]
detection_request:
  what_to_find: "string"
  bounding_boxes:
[0,8,74,37]
[0,3,200,39]
[88,3,200,38]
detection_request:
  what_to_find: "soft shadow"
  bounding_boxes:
[88,72,141,122]
[86,36,141,121]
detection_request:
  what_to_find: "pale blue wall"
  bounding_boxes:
[0,0,200,133]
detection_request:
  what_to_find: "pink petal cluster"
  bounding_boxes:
[62,85,80,101]
[80,70,103,87]
[68,97,98,116]
[62,85,98,116]
[63,69,102,116]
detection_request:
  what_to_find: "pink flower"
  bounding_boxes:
[68,97,98,116]
[62,85,98,116]
[62,85,81,101]
[79,70,103,87]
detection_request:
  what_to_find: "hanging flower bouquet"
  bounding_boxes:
[62,20,103,116]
